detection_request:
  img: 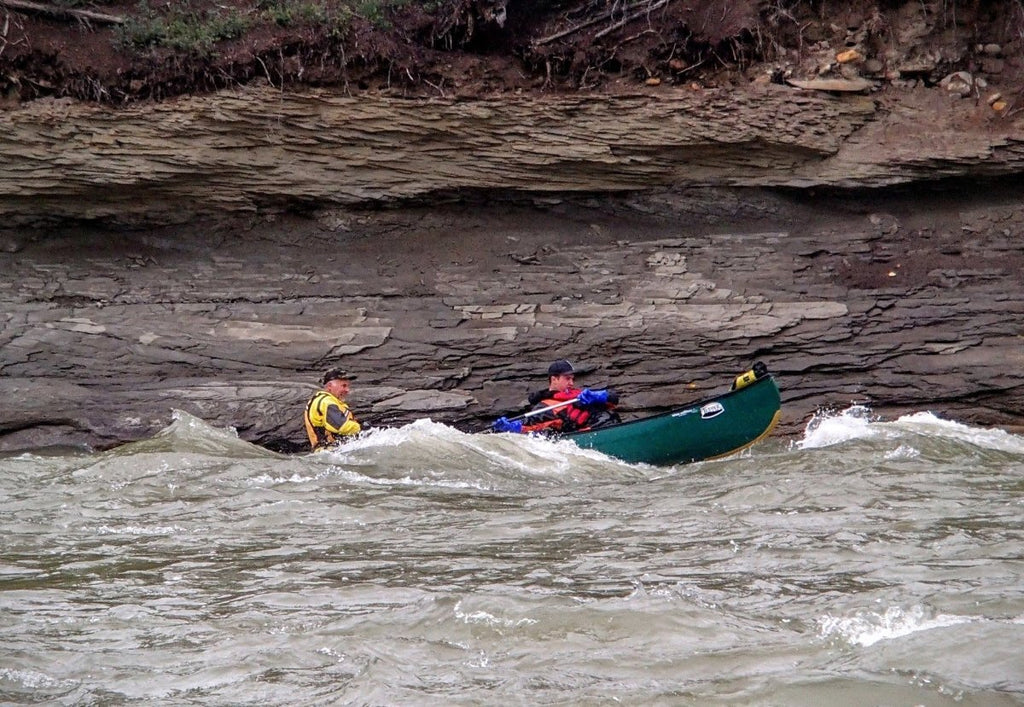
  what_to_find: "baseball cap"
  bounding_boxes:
[321,368,352,385]
[547,359,575,376]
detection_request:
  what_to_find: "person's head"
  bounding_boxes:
[321,368,352,398]
[547,359,575,393]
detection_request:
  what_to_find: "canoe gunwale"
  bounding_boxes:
[562,374,779,441]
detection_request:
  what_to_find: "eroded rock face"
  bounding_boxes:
[2,188,1022,451]
[1,85,1022,450]
[1,85,1022,226]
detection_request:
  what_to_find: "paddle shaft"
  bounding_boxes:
[477,397,580,433]
[510,397,580,422]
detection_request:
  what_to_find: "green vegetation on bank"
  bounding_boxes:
[112,0,412,55]
[117,2,249,53]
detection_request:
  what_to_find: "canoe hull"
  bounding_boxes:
[564,375,781,466]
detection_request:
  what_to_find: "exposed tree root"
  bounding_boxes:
[0,0,124,25]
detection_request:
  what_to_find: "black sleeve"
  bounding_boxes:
[527,388,551,406]
[606,389,620,405]
[325,404,348,429]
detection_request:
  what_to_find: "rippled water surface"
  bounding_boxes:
[2,408,1022,705]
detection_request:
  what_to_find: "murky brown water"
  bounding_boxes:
[1,409,1022,705]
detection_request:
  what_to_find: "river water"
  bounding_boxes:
[1,407,1021,705]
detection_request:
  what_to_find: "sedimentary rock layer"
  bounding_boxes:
[2,189,1022,450]
[1,85,1022,450]
[1,85,1022,225]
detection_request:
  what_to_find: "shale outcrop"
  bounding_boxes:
[2,176,1023,451]
[1,85,1022,225]
[2,0,1024,451]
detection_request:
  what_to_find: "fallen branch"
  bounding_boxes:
[534,12,613,46]
[594,0,671,40]
[0,0,124,25]
[534,0,660,46]
[608,26,656,54]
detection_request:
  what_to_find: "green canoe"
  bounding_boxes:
[563,367,781,466]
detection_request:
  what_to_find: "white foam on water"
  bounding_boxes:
[247,471,325,485]
[311,417,639,482]
[333,467,490,490]
[796,405,1024,455]
[818,605,976,647]
[95,524,190,536]
[0,667,63,689]
[453,599,538,629]
[883,444,920,460]
[249,464,490,490]
[796,405,879,449]
[892,411,1024,454]
[330,417,447,451]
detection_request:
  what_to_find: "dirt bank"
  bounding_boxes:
[3,0,1024,108]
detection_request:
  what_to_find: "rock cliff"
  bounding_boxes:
[2,0,1023,452]
[1,83,1022,451]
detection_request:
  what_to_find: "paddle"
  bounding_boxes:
[479,397,580,433]
[509,397,579,422]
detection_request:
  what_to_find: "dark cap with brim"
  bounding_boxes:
[322,368,353,385]
[547,359,575,376]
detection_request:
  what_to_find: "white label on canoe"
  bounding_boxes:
[700,402,725,419]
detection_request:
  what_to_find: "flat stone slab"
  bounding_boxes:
[786,78,876,92]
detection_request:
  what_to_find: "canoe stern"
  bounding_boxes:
[567,375,782,466]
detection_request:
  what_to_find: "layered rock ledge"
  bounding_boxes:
[2,84,1023,223]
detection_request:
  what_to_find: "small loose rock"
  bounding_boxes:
[836,49,864,64]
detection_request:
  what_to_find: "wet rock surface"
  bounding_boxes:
[2,187,1022,451]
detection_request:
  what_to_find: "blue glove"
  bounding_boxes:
[492,416,523,433]
[577,388,609,406]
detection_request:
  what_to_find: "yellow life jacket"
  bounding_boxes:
[304,390,361,451]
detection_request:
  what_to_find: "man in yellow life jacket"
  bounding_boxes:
[304,368,361,451]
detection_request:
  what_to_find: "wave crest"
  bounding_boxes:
[796,406,1024,456]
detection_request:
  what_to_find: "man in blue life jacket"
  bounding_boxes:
[492,359,619,434]
[304,368,361,451]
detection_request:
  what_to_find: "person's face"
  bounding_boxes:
[550,373,574,393]
[326,379,350,398]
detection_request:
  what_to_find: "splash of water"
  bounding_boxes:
[796,405,879,449]
[818,605,976,647]
[795,405,1024,455]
